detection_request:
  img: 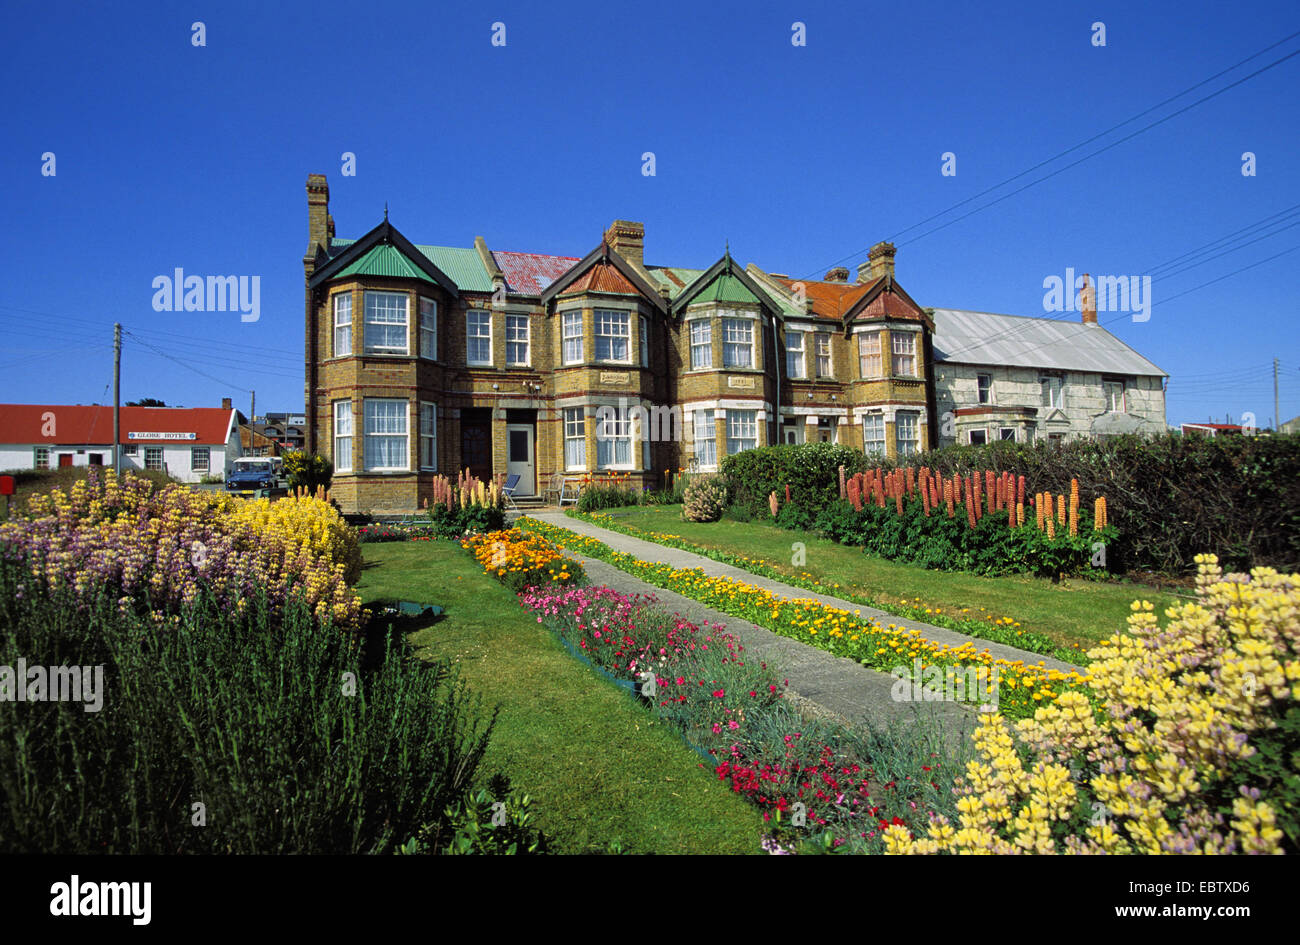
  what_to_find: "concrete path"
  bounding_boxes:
[522,509,1084,739]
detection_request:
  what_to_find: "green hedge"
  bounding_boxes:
[727,435,1300,575]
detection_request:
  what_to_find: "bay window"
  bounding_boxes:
[333,400,353,472]
[363,291,408,354]
[333,293,352,356]
[594,310,630,362]
[419,297,437,360]
[563,408,586,470]
[693,410,716,468]
[596,404,632,467]
[689,319,712,369]
[858,331,881,377]
[862,414,886,456]
[722,318,753,368]
[726,410,758,455]
[364,399,409,471]
[419,402,437,470]
[891,332,916,376]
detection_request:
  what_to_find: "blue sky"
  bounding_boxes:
[1,0,1297,427]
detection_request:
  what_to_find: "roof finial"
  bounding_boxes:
[384,202,389,221]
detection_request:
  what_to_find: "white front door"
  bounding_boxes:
[506,424,535,496]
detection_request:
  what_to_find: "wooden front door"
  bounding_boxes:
[461,418,491,483]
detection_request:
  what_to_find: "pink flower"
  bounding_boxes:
[713,689,725,698]
[728,720,739,730]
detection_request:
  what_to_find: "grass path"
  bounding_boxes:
[356,540,765,854]
[577,506,1182,651]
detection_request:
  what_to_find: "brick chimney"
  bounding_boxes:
[221,397,232,411]
[866,241,896,281]
[825,266,850,283]
[307,174,330,254]
[1080,273,1097,324]
[604,220,645,268]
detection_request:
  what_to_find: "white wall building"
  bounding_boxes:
[0,404,241,484]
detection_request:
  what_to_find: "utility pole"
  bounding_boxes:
[1274,358,1280,433]
[251,390,256,424]
[113,322,121,474]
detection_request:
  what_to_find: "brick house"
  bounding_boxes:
[301,174,1164,513]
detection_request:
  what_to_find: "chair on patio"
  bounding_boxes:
[501,473,522,511]
[543,471,564,506]
[558,476,580,507]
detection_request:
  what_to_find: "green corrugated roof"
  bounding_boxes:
[334,244,435,282]
[691,271,762,304]
[414,245,493,292]
[647,267,703,299]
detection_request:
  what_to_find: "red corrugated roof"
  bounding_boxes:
[558,261,639,296]
[772,276,879,319]
[0,405,234,445]
[493,250,579,295]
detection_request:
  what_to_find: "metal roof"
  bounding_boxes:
[492,251,579,295]
[414,245,493,292]
[646,267,703,298]
[689,271,763,305]
[931,308,1167,377]
[333,244,436,283]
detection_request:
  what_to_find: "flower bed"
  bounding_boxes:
[518,517,1088,721]
[461,527,585,594]
[565,509,1075,661]
[358,524,441,543]
[884,555,1300,855]
[0,469,364,634]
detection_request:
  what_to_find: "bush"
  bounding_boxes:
[872,434,1300,574]
[723,442,872,520]
[430,503,506,538]
[884,555,1300,855]
[0,562,496,854]
[682,474,728,523]
[282,450,333,493]
[577,482,642,512]
[399,778,550,855]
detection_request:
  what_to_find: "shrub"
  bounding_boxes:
[577,482,642,512]
[874,434,1300,574]
[282,450,333,493]
[399,778,550,855]
[0,562,496,854]
[428,470,506,537]
[682,474,728,523]
[884,554,1300,855]
[722,442,872,519]
[0,468,364,634]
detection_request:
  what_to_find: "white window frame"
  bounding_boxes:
[1103,379,1126,412]
[722,317,754,369]
[419,402,437,471]
[419,297,437,360]
[726,409,758,456]
[144,446,164,471]
[1041,375,1065,409]
[639,317,649,368]
[506,314,530,366]
[34,446,50,470]
[334,400,353,473]
[891,332,917,377]
[969,429,988,445]
[594,310,631,363]
[977,373,992,405]
[363,398,410,472]
[858,331,882,378]
[122,443,137,456]
[999,427,1016,441]
[693,409,717,469]
[191,447,210,473]
[562,311,583,365]
[333,292,352,357]
[814,332,833,378]
[596,404,633,469]
[689,319,712,369]
[862,414,886,456]
[785,330,806,379]
[563,407,586,470]
[895,411,920,457]
[467,311,492,366]
[363,291,409,355]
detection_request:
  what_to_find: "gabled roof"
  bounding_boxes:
[770,276,875,321]
[557,260,640,297]
[646,267,705,298]
[930,308,1167,376]
[309,219,459,296]
[494,250,580,295]
[0,405,237,446]
[540,243,668,313]
[670,253,783,318]
[333,244,437,283]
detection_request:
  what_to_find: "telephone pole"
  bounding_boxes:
[1274,358,1280,434]
[113,322,122,474]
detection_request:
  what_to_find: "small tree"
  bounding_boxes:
[282,451,332,492]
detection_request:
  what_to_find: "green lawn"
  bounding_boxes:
[581,506,1183,652]
[356,540,765,854]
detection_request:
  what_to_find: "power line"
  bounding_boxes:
[802,29,1300,278]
